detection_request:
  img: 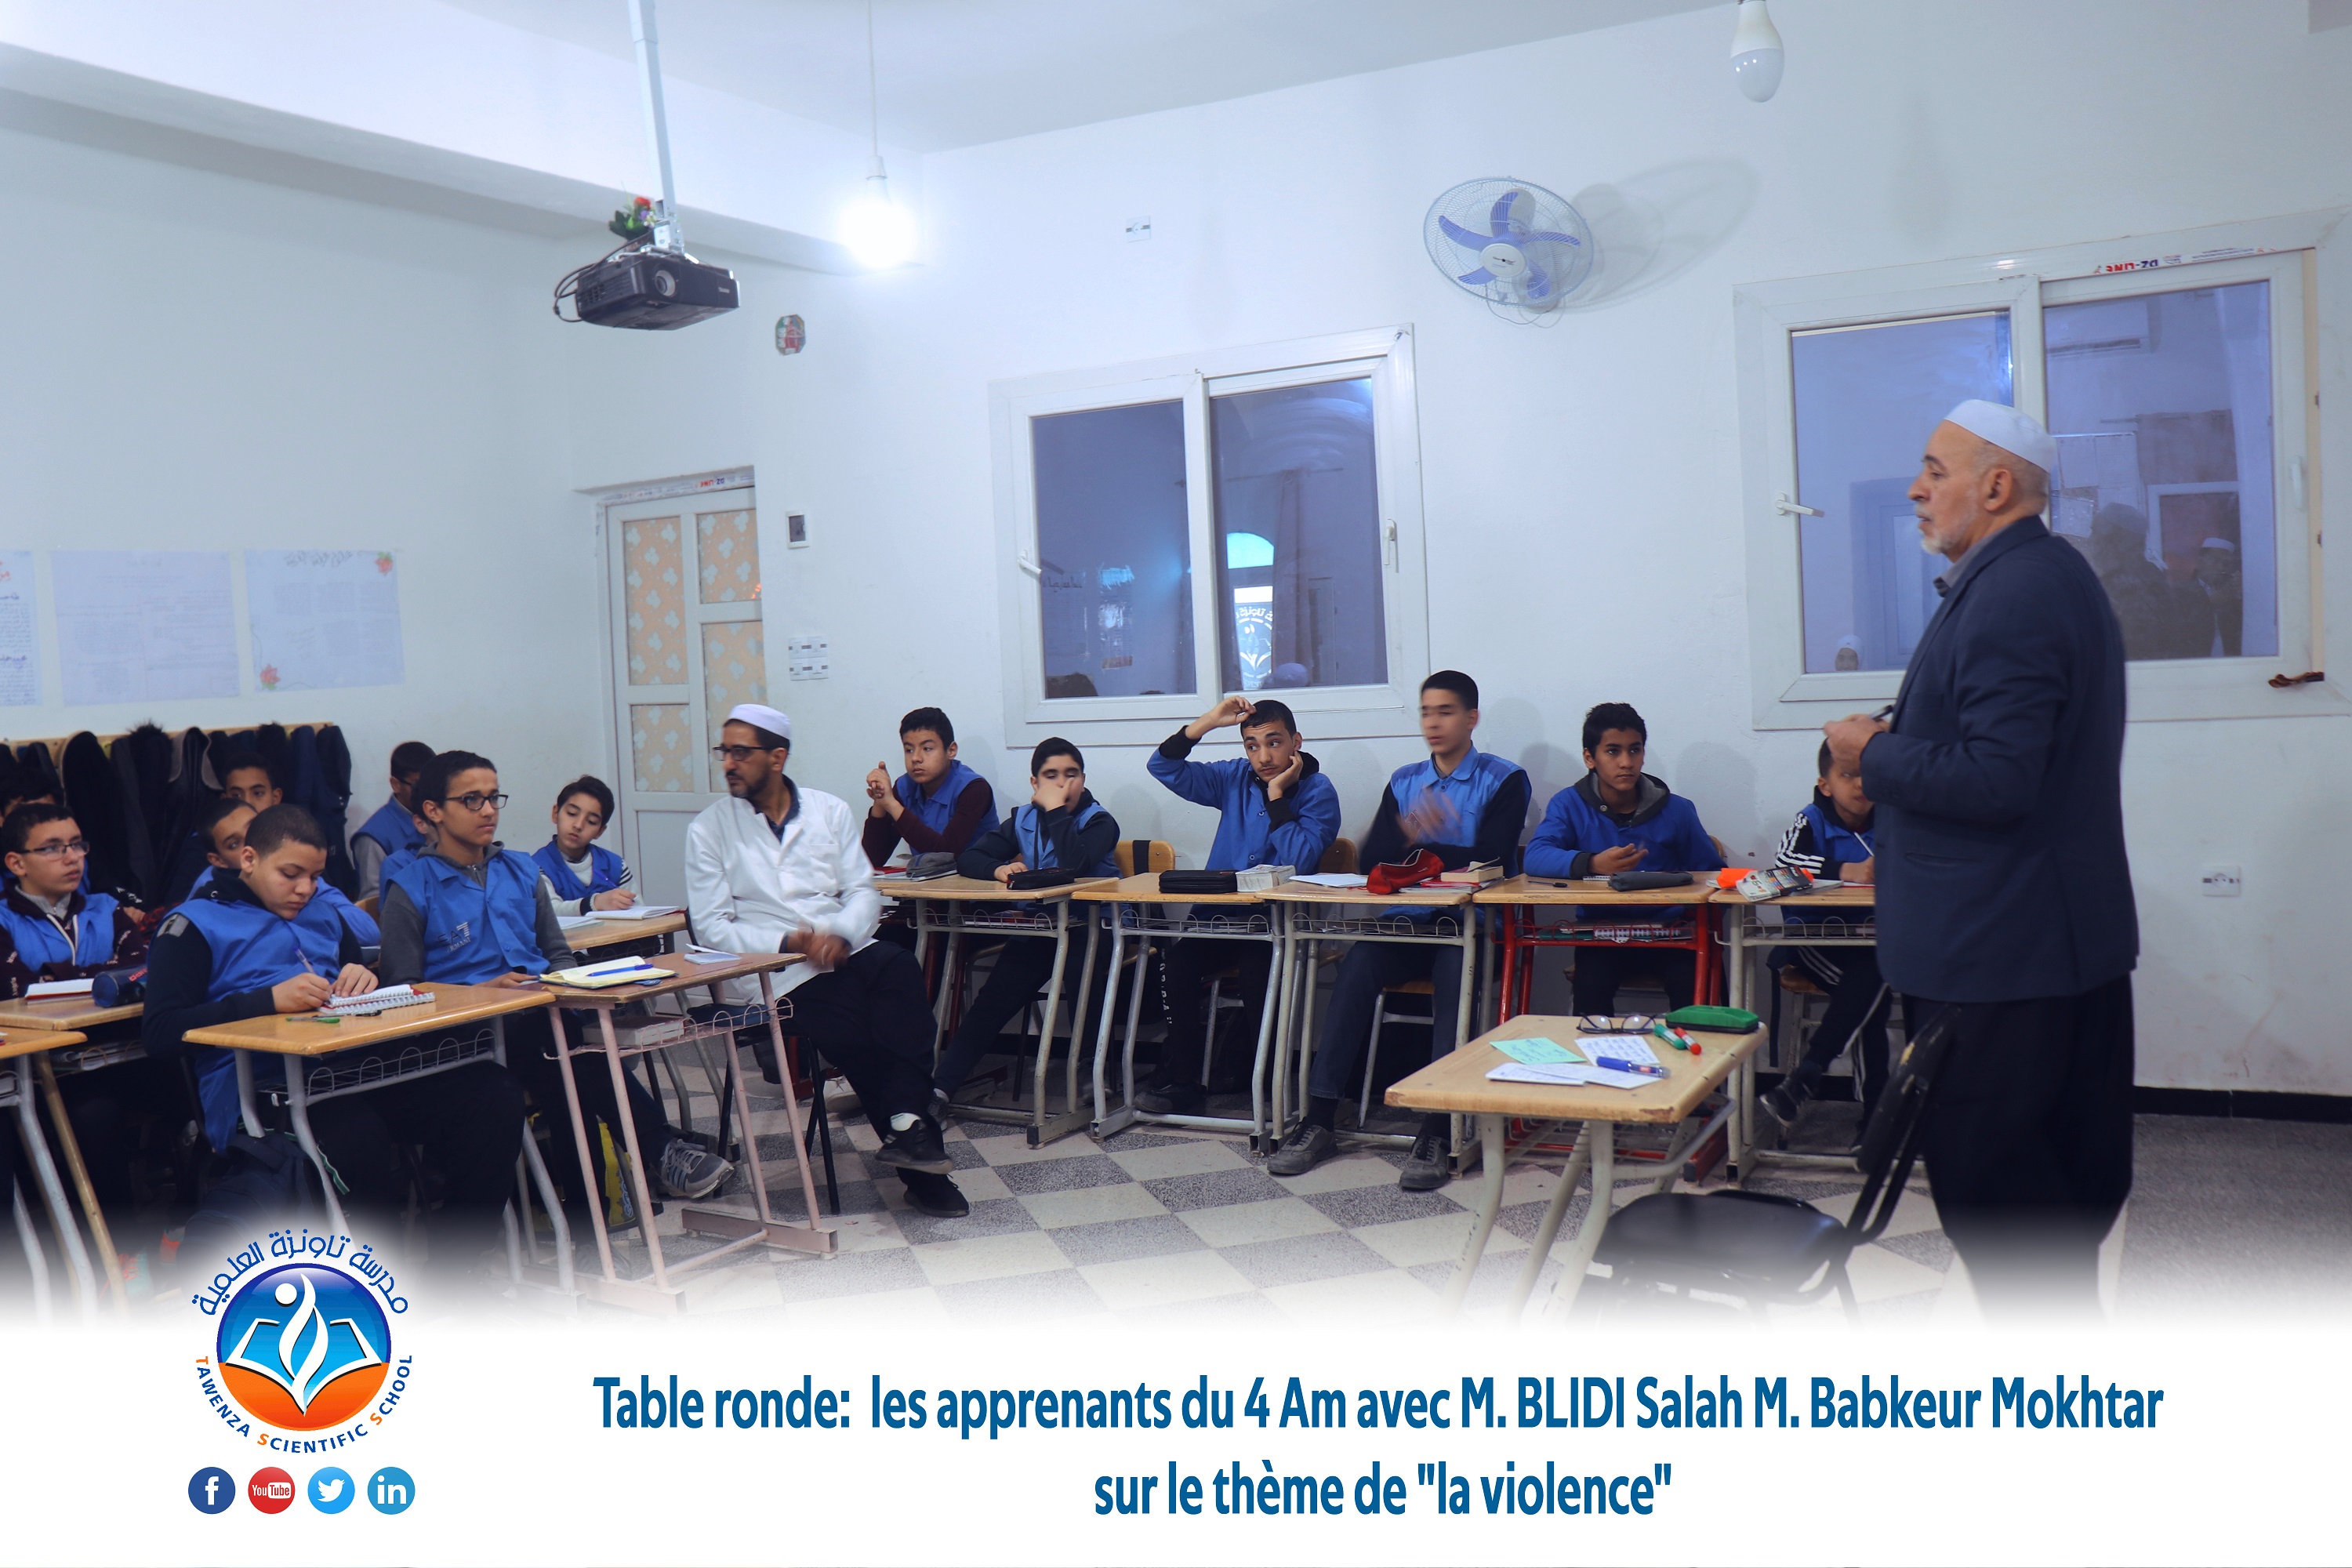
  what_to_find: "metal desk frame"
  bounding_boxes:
[1719,890,1883,1178]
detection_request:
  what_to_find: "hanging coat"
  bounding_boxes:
[60,731,132,897]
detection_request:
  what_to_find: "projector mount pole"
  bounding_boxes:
[627,0,684,253]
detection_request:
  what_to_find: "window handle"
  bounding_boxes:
[1384,519,1398,569]
[1775,493,1824,517]
[2291,456,2307,511]
[1017,554,1042,578]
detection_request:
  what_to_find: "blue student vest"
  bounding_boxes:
[1798,800,1875,868]
[177,894,357,1153]
[1384,745,1521,862]
[893,761,984,838]
[380,845,421,886]
[1011,799,1119,877]
[530,839,626,904]
[352,797,423,857]
[387,850,548,984]
[0,891,119,971]
[187,866,381,946]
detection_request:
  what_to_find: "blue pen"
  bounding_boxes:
[1595,1057,1668,1078]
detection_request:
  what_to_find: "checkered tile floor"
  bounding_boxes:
[555,1077,1960,1327]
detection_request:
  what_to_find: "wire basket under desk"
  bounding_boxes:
[305,1026,499,1098]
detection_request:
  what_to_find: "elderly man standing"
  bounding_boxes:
[1824,401,2137,1315]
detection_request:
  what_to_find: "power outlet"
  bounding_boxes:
[786,634,829,681]
[2199,864,2242,898]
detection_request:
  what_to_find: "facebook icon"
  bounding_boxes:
[187,1467,235,1514]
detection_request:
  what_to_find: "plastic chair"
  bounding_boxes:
[1587,1004,1958,1323]
[1114,840,1176,877]
[356,893,380,919]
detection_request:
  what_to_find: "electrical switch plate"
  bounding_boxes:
[786,634,829,681]
[2199,864,2241,897]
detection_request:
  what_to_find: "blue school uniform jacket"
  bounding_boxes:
[892,760,986,838]
[351,797,423,858]
[0,889,120,970]
[1148,731,1341,872]
[1525,773,1724,920]
[173,887,358,1153]
[1773,792,1876,879]
[531,839,626,905]
[188,864,381,945]
[386,849,550,984]
[1358,746,1530,923]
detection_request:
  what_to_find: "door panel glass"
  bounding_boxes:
[622,516,688,685]
[630,702,695,793]
[696,507,761,604]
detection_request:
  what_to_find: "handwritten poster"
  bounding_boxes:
[53,550,239,705]
[245,550,405,691]
[0,551,38,706]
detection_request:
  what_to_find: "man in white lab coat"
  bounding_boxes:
[684,704,969,1218]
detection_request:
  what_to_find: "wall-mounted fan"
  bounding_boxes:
[1423,178,1595,325]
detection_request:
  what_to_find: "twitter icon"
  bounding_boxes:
[309,1467,355,1515]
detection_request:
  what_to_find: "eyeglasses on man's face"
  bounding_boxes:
[439,792,509,814]
[711,745,780,764]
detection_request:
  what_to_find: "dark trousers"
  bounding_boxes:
[1308,942,1465,1104]
[506,1011,680,1217]
[790,942,939,1136]
[1777,945,1893,1109]
[303,1058,525,1269]
[55,1058,191,1213]
[935,926,1105,1098]
[1570,944,1697,1015]
[1912,975,2136,1316]
[1149,937,1276,1088]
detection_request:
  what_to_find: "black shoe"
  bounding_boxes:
[1132,1080,1207,1116]
[1760,1080,1808,1128]
[873,1118,954,1175]
[1267,1121,1337,1177]
[926,1087,955,1127]
[899,1170,969,1218]
[1398,1125,1450,1191]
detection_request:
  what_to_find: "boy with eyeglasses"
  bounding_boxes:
[379,750,733,1219]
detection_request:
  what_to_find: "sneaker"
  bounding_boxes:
[1398,1126,1450,1191]
[873,1118,955,1175]
[1132,1080,1207,1116]
[1760,1081,1807,1129]
[657,1138,734,1200]
[1266,1121,1337,1177]
[926,1087,955,1128]
[899,1170,970,1218]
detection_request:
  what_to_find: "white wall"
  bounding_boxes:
[0,125,606,844]
[554,0,2352,1096]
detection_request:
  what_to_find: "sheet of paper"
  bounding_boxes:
[53,551,239,705]
[1493,1036,1582,1065]
[593,903,681,920]
[26,978,93,999]
[246,550,405,691]
[554,914,601,931]
[0,552,39,706]
[1484,1062,1654,1091]
[1578,1033,1661,1067]
[1292,873,1369,888]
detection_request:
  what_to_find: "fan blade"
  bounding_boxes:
[1523,260,1552,300]
[1488,190,1524,233]
[1436,214,1494,252]
[1520,230,1583,246]
[1455,267,1496,286]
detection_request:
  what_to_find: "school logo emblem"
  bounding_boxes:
[216,1264,390,1431]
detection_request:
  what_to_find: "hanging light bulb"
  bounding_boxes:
[841,0,916,268]
[1730,0,1784,102]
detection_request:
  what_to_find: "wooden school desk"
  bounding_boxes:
[1259,880,1479,1153]
[0,996,143,1034]
[539,950,828,1313]
[1474,874,1721,1022]
[562,909,689,955]
[1076,874,1283,1145]
[183,984,575,1293]
[1385,1013,1766,1319]
[1715,880,1878,1176]
[886,873,1118,1147]
[0,1030,98,1320]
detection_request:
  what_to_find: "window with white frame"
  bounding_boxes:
[1737,213,2337,728]
[991,328,1428,742]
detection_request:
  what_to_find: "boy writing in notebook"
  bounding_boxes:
[379,750,731,1211]
[531,775,636,916]
[1760,740,1891,1131]
[1133,695,1341,1116]
[189,797,380,942]
[350,739,434,900]
[143,804,524,1272]
[862,706,994,867]
[1523,701,1725,1014]
[1269,672,1528,1189]
[937,739,1120,1117]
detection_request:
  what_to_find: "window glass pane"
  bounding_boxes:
[1209,376,1387,691]
[695,506,760,604]
[2045,281,2274,661]
[1032,401,1195,699]
[621,515,687,685]
[1791,313,2013,673]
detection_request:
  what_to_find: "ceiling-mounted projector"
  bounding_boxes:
[554,0,737,331]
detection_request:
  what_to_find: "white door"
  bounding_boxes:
[604,488,768,906]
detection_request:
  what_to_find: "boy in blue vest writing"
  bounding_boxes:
[531,775,635,915]
[1134,695,1341,1116]
[1523,701,1725,1014]
[350,739,434,901]
[143,804,525,1271]
[379,751,731,1215]
[1760,740,1889,1133]
[862,706,995,869]
[937,739,1119,1116]
[1269,672,1529,1189]
[189,798,380,944]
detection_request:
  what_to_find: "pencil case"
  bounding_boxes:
[1661,1004,1762,1034]
[1159,869,1238,895]
[1606,870,1693,891]
[1006,867,1080,891]
[904,853,956,880]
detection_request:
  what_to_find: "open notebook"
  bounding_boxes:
[317,984,433,1018]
